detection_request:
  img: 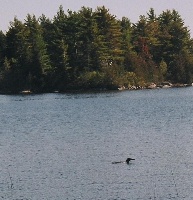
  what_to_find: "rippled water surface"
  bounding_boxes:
[1,88,193,199]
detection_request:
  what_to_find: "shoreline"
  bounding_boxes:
[0,83,192,95]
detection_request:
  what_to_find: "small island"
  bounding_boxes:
[0,6,193,94]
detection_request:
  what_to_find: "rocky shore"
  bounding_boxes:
[118,82,193,91]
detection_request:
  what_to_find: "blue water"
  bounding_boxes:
[0,88,193,199]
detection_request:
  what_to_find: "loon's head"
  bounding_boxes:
[126,158,135,163]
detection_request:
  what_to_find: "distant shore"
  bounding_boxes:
[118,82,193,91]
[0,82,192,95]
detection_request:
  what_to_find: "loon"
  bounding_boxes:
[112,158,135,164]
[126,158,135,164]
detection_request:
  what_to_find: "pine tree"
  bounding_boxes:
[158,10,193,82]
[0,31,6,69]
[5,17,28,91]
[24,14,51,90]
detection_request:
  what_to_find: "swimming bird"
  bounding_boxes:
[112,158,135,164]
[126,158,135,164]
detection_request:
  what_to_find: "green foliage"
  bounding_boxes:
[0,6,193,93]
[0,31,6,68]
[77,71,105,89]
[160,60,167,73]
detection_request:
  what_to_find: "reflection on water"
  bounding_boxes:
[0,88,193,199]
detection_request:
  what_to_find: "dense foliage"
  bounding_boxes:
[0,6,193,93]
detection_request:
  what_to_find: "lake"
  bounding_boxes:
[0,87,193,200]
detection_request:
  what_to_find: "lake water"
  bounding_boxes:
[0,87,193,200]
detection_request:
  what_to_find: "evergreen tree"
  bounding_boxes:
[0,31,6,68]
[120,17,134,71]
[24,14,51,91]
[40,13,70,90]
[5,17,28,91]
[93,6,125,87]
[158,10,192,82]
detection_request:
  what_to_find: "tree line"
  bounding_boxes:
[0,6,193,93]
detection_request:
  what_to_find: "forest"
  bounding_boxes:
[0,6,193,93]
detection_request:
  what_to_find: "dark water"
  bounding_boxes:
[1,88,193,199]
